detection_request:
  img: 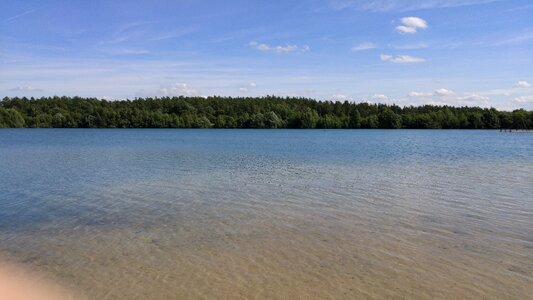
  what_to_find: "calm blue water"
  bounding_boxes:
[0,129,532,299]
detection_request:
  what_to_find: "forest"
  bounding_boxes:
[1,96,531,129]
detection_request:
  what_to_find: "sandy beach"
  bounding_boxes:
[0,261,74,300]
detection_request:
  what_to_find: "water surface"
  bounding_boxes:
[0,129,532,299]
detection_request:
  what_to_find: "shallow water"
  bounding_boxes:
[0,129,532,299]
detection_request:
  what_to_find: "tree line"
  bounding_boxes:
[1,96,531,129]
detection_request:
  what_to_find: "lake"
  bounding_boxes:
[0,129,532,299]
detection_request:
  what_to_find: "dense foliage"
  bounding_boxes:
[1,96,532,129]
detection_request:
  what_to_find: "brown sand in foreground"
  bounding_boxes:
[0,262,74,300]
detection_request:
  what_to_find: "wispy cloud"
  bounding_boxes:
[100,48,150,55]
[329,0,502,12]
[491,31,533,46]
[97,23,194,55]
[477,81,531,97]
[3,9,36,22]
[390,42,429,50]
[351,42,376,51]
[503,3,533,13]
[380,54,425,63]
[150,27,196,42]
[9,86,43,92]
[99,22,152,45]
[249,41,310,54]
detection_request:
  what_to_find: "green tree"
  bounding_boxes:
[52,112,66,127]
[192,116,213,128]
[349,109,361,128]
[512,109,530,129]
[482,109,500,129]
[0,108,25,128]
[299,108,319,128]
[362,115,379,128]
[319,114,342,128]
[468,113,483,129]
[264,111,282,128]
[378,107,402,129]
[0,96,529,129]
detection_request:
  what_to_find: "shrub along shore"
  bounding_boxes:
[1,96,531,129]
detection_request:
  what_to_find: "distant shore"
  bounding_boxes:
[2,96,531,129]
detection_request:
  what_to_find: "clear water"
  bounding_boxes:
[0,129,532,299]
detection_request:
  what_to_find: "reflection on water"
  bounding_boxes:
[0,129,532,299]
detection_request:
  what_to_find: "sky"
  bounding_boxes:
[1,0,532,110]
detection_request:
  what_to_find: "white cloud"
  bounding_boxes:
[380,54,425,63]
[272,89,317,98]
[331,94,352,101]
[396,17,428,34]
[401,17,428,29]
[406,88,492,107]
[513,81,531,88]
[99,96,116,101]
[371,94,389,101]
[159,83,200,96]
[407,88,460,99]
[9,86,43,92]
[514,95,533,103]
[408,91,432,97]
[435,88,455,96]
[395,26,417,34]
[239,82,257,93]
[457,93,489,102]
[351,42,376,51]
[330,0,502,12]
[249,41,309,54]
[365,94,403,104]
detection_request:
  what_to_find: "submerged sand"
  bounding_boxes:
[1,131,532,299]
[2,208,532,300]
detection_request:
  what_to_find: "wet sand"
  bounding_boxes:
[0,260,74,300]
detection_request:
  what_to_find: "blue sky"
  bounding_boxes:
[1,0,532,109]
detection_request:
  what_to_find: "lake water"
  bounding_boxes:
[0,129,532,299]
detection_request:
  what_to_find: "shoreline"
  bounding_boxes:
[0,258,75,300]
